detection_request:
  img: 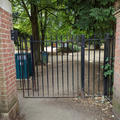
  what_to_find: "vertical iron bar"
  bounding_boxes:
[110,38,114,99]
[67,36,69,95]
[46,37,49,96]
[25,37,30,96]
[23,38,26,90]
[104,34,109,96]
[72,36,74,96]
[56,36,59,96]
[41,40,44,96]
[108,37,111,98]
[81,35,85,92]
[18,37,22,88]
[51,37,54,96]
[21,37,25,97]
[36,54,39,96]
[103,39,107,96]
[93,37,96,96]
[88,38,90,95]
[35,41,39,96]
[32,40,36,92]
[77,36,79,94]
[30,36,35,96]
[61,36,64,95]
[98,39,101,95]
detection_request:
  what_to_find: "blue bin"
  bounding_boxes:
[41,52,48,64]
[15,53,32,79]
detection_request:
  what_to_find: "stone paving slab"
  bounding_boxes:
[18,92,99,120]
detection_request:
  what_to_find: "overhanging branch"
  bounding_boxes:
[21,0,32,21]
[38,6,67,13]
[45,8,57,17]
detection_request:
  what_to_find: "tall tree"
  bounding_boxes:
[64,0,116,35]
[10,0,60,62]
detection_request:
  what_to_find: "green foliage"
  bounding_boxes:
[65,0,116,35]
[101,57,114,95]
[11,0,116,39]
[58,43,80,53]
[102,57,114,78]
[11,0,68,37]
[12,1,31,35]
[69,43,81,52]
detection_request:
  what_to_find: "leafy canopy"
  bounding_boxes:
[64,0,116,35]
[11,0,116,36]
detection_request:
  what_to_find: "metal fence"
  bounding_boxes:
[14,33,114,99]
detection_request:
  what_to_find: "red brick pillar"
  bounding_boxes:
[0,0,18,119]
[113,9,120,118]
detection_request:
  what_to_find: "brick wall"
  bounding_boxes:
[113,10,120,118]
[0,3,18,120]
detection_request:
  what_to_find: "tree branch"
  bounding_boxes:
[21,0,32,21]
[38,6,67,13]
[44,10,48,31]
[8,0,13,2]
[40,11,43,31]
[45,9,57,17]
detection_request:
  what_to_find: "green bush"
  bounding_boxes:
[58,43,80,53]
[68,43,81,52]
[101,57,114,94]
[102,57,114,78]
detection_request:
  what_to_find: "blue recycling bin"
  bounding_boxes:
[41,52,48,64]
[15,53,32,79]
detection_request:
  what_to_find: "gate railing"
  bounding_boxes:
[12,31,114,99]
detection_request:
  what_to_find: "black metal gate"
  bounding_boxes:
[14,32,114,98]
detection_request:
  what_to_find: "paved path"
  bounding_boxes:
[19,92,99,120]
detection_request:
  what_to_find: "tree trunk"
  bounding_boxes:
[31,4,40,64]
[41,30,45,52]
[40,10,48,52]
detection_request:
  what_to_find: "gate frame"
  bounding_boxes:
[13,32,114,99]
